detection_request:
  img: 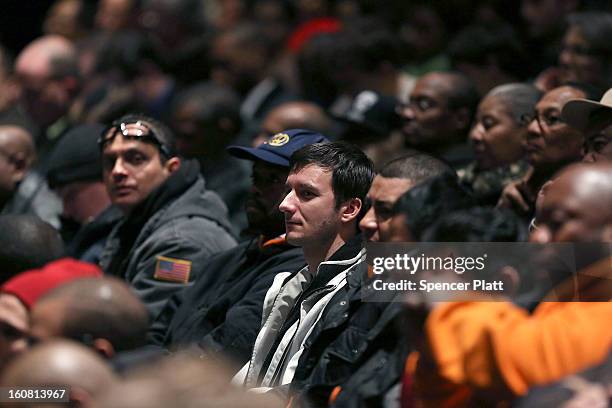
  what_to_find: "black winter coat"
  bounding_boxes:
[147,237,305,366]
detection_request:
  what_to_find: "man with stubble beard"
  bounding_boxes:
[147,129,327,368]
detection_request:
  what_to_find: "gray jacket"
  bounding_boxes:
[100,176,237,318]
[1,171,62,229]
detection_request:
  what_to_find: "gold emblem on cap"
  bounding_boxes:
[267,133,290,146]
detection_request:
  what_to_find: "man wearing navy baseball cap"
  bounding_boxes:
[228,129,328,237]
[147,129,327,367]
[228,128,329,167]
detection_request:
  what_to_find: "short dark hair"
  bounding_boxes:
[379,153,453,182]
[49,51,80,79]
[170,82,242,131]
[217,23,276,59]
[562,81,604,102]
[94,31,160,80]
[104,113,178,161]
[444,71,480,115]
[421,206,528,242]
[392,171,474,240]
[0,215,64,284]
[449,23,529,79]
[289,142,374,207]
[339,18,403,72]
[297,32,343,107]
[567,12,612,59]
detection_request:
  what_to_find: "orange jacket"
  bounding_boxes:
[410,301,612,407]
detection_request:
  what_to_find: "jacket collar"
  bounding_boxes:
[310,234,364,289]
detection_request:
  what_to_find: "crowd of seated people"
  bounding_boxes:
[0,1,610,407]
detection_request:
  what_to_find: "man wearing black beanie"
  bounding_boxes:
[46,123,122,263]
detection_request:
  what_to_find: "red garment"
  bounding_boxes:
[287,18,341,53]
[1,258,102,309]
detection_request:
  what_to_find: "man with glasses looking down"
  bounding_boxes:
[98,114,236,318]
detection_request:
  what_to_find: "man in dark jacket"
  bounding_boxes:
[98,114,236,318]
[289,158,464,407]
[234,142,374,392]
[147,129,327,367]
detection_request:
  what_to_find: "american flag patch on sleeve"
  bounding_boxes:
[154,256,192,283]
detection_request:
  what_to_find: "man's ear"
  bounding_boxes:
[92,338,115,359]
[165,157,181,173]
[340,198,362,223]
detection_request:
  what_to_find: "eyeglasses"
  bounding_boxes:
[519,111,564,128]
[98,120,172,158]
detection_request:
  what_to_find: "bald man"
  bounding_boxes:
[0,125,61,228]
[531,163,612,243]
[16,35,79,128]
[252,101,333,147]
[411,163,612,406]
[15,35,81,172]
[30,277,149,358]
[1,340,116,408]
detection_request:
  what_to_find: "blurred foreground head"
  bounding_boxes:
[0,259,102,370]
[30,277,148,357]
[0,215,64,284]
[1,340,116,408]
[94,353,283,408]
